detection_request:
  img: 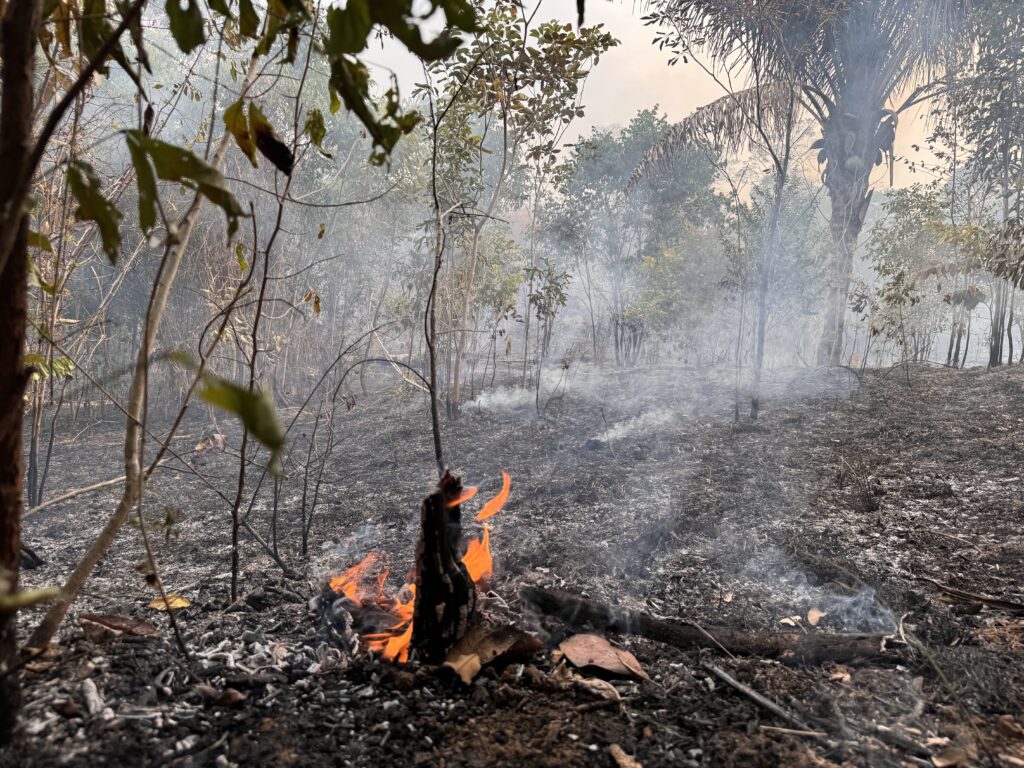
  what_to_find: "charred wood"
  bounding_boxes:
[522,586,905,666]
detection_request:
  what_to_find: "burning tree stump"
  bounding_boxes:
[411,472,477,662]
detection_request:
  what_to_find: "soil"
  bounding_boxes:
[4,364,1024,767]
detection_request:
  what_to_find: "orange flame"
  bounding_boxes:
[329,553,376,598]
[328,472,511,664]
[447,485,478,507]
[476,470,510,521]
[462,525,492,583]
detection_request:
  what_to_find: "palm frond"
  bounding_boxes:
[627,83,795,191]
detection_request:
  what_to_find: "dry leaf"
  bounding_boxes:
[932,746,969,767]
[609,743,643,768]
[443,624,541,684]
[148,594,190,611]
[722,592,734,603]
[807,608,828,626]
[829,665,851,683]
[574,677,621,702]
[559,634,649,680]
[999,755,1024,767]
[779,616,801,627]
[80,613,159,642]
[997,714,1024,739]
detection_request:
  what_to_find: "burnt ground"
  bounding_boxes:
[4,364,1024,767]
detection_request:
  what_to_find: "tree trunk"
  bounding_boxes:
[817,178,872,366]
[29,57,263,650]
[410,472,477,662]
[0,0,42,743]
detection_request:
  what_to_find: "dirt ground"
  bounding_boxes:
[4,364,1024,767]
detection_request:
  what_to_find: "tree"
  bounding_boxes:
[645,0,969,365]
[0,0,479,741]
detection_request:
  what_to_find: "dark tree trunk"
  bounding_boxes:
[411,472,477,662]
[0,0,41,744]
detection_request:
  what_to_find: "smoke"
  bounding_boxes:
[593,406,676,442]
[742,546,897,634]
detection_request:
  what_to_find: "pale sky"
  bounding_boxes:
[362,0,937,189]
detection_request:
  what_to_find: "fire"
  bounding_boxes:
[447,485,478,507]
[462,525,492,582]
[329,471,510,663]
[476,470,510,521]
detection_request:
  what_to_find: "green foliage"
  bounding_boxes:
[199,376,285,472]
[248,103,294,175]
[124,131,246,237]
[24,354,75,380]
[224,99,257,167]
[67,160,123,263]
[304,108,331,158]
[166,0,206,54]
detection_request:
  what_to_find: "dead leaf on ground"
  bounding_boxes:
[574,677,621,702]
[932,746,970,767]
[609,743,643,768]
[80,613,159,642]
[807,608,827,626]
[722,592,734,603]
[148,594,190,611]
[559,634,649,680]
[443,624,541,684]
[997,714,1024,739]
[828,665,851,683]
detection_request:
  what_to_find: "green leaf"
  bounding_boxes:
[225,99,258,167]
[324,0,372,55]
[199,376,284,471]
[166,0,206,54]
[80,0,141,85]
[125,131,158,233]
[27,255,58,295]
[207,0,230,15]
[28,231,53,253]
[235,241,249,272]
[249,103,294,175]
[117,0,151,72]
[67,160,122,264]
[303,108,331,158]
[238,0,259,38]
[126,131,246,238]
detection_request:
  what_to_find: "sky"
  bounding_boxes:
[362,0,938,189]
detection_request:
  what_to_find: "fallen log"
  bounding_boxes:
[521,586,905,666]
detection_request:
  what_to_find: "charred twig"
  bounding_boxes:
[913,576,1024,613]
[703,662,813,732]
[521,586,905,665]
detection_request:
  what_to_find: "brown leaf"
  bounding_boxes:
[932,746,970,767]
[148,594,190,612]
[807,608,828,626]
[444,624,541,684]
[574,677,621,702]
[559,634,649,680]
[828,665,851,683]
[80,613,159,641]
[610,744,643,768]
[997,714,1024,740]
[216,688,247,707]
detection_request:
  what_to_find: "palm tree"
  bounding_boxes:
[641,0,969,364]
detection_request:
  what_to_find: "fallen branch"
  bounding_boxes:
[913,576,1024,613]
[22,462,168,518]
[703,662,813,731]
[521,586,904,665]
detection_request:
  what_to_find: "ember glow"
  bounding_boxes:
[329,471,510,663]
